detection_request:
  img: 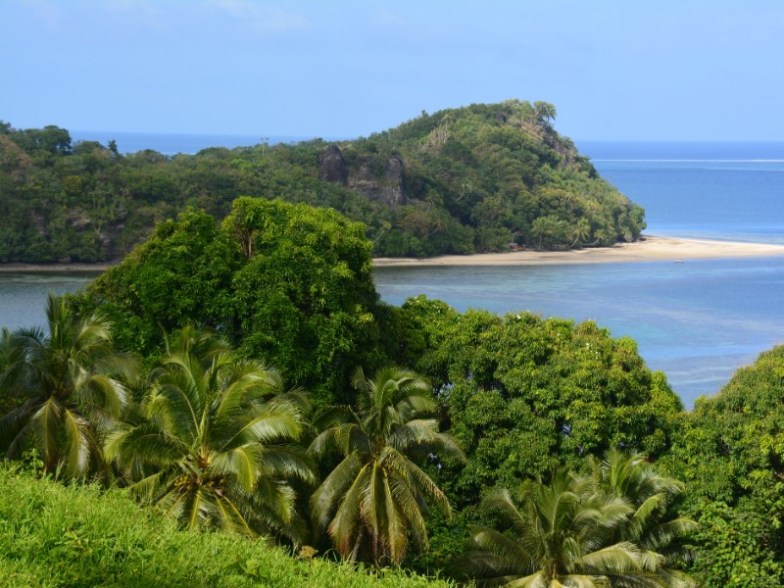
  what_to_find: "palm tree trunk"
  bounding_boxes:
[350,527,365,562]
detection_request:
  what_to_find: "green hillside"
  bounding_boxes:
[0,101,644,263]
[0,465,453,588]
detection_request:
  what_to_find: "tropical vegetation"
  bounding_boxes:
[0,100,644,263]
[105,326,313,540]
[310,367,464,565]
[465,467,693,587]
[0,293,136,478]
[1,156,781,586]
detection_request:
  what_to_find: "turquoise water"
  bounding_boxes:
[2,140,783,407]
[373,142,784,406]
[374,257,784,407]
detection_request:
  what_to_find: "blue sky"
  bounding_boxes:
[1,0,783,141]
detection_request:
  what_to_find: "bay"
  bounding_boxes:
[2,138,783,408]
[373,142,784,407]
[373,257,784,408]
[0,273,97,332]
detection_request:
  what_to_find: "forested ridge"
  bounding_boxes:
[2,199,781,586]
[0,100,645,263]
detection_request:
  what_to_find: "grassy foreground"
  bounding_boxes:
[0,467,454,588]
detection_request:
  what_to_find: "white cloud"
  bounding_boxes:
[207,0,308,32]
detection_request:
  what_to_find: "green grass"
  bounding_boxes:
[0,466,455,588]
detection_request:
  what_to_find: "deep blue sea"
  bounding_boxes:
[2,137,783,407]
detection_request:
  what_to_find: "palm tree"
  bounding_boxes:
[592,450,697,585]
[465,468,692,587]
[105,326,313,541]
[571,218,591,248]
[0,294,135,478]
[309,366,464,566]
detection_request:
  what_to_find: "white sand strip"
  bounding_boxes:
[373,236,784,267]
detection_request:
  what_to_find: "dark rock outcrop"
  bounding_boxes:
[318,145,347,185]
[347,154,406,208]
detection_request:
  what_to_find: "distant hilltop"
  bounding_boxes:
[0,101,645,263]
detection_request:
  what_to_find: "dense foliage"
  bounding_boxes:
[7,197,782,586]
[390,296,683,508]
[464,453,695,587]
[76,198,382,405]
[0,100,644,263]
[664,345,784,587]
[310,367,464,566]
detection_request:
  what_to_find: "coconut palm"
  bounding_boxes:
[105,326,313,540]
[592,450,697,585]
[309,366,464,566]
[0,294,135,478]
[571,218,592,248]
[465,468,691,587]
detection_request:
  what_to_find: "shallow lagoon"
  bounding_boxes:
[374,256,784,407]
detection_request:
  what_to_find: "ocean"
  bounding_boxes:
[70,131,318,154]
[1,137,783,407]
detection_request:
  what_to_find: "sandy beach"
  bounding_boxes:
[373,235,784,267]
[1,236,784,273]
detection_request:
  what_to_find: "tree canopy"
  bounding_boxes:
[105,326,313,540]
[388,296,683,509]
[664,345,784,587]
[76,197,383,406]
[0,101,644,263]
[10,192,783,586]
[309,366,464,565]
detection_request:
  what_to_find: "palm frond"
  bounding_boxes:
[212,491,256,537]
[32,396,63,472]
[0,400,38,456]
[309,423,369,458]
[127,470,167,502]
[255,445,315,484]
[104,421,188,469]
[329,462,371,558]
[637,517,698,552]
[210,444,264,491]
[311,452,364,529]
[311,405,358,431]
[483,488,532,536]
[75,373,131,425]
[470,526,529,573]
[224,402,303,447]
[62,408,92,477]
[381,468,409,563]
[213,362,279,420]
[384,446,452,516]
[184,486,208,531]
[576,542,653,575]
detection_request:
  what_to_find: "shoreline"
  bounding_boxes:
[1,236,784,274]
[373,235,784,267]
[0,262,116,274]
